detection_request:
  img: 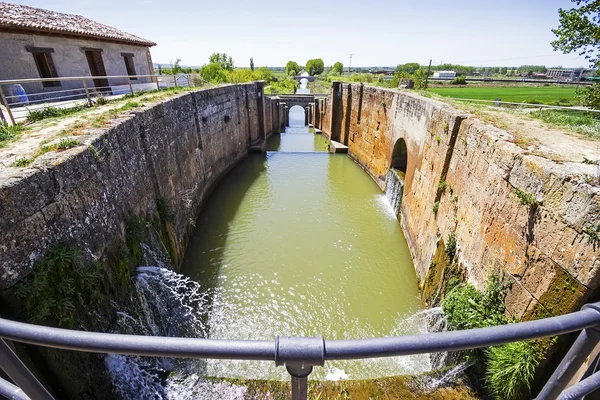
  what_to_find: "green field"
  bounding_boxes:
[429,86,578,105]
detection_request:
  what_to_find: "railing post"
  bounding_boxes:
[156,75,161,91]
[82,79,92,107]
[173,75,177,87]
[287,365,310,400]
[537,304,600,400]
[128,77,134,95]
[0,85,16,125]
[275,336,324,400]
[0,338,54,400]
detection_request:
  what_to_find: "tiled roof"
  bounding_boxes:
[0,2,156,47]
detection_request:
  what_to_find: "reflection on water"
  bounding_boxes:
[180,123,425,380]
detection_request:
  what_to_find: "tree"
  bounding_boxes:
[552,0,600,108]
[413,68,429,90]
[396,63,421,75]
[250,57,255,72]
[209,53,234,71]
[286,61,302,76]
[332,61,344,75]
[305,58,325,76]
[552,0,600,66]
[227,69,254,84]
[253,67,273,83]
[199,63,228,83]
[172,58,183,75]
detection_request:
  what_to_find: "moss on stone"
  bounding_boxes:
[217,373,477,399]
[525,266,589,321]
[421,239,465,307]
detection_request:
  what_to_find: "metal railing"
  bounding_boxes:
[0,73,206,124]
[2,303,600,399]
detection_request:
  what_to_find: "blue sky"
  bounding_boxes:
[12,0,591,68]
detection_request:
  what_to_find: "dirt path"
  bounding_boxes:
[450,101,600,164]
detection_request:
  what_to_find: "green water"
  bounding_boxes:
[181,127,426,380]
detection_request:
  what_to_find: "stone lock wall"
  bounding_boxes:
[315,83,600,319]
[0,82,284,290]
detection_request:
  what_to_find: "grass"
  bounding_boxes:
[0,122,27,145]
[429,86,577,106]
[529,110,600,138]
[485,341,542,400]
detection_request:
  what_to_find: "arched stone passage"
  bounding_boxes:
[391,138,408,173]
[288,105,306,127]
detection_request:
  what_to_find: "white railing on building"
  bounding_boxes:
[0,74,207,124]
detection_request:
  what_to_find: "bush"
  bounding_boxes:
[577,83,600,110]
[451,76,467,85]
[443,274,509,331]
[486,341,542,400]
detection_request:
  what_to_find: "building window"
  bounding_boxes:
[122,53,137,79]
[26,47,60,87]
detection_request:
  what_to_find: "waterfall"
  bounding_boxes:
[105,267,248,399]
[385,169,404,217]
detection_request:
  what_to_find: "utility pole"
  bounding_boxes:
[424,59,432,89]
[348,54,353,75]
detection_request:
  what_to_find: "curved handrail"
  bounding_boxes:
[1,304,600,361]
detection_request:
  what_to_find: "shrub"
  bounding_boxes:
[451,76,467,85]
[95,96,109,106]
[15,245,102,327]
[446,233,457,260]
[486,341,542,400]
[443,273,509,331]
[577,83,600,110]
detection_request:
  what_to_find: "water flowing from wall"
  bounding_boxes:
[385,169,404,217]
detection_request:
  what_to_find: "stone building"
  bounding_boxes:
[0,2,156,100]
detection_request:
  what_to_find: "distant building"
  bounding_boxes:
[531,73,549,80]
[546,68,584,81]
[0,2,156,100]
[433,71,456,79]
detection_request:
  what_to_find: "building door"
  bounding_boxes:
[85,50,110,91]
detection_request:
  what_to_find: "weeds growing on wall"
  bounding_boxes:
[433,201,440,216]
[584,224,600,245]
[26,104,89,123]
[14,244,103,327]
[513,188,538,208]
[442,274,542,400]
[446,233,457,260]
